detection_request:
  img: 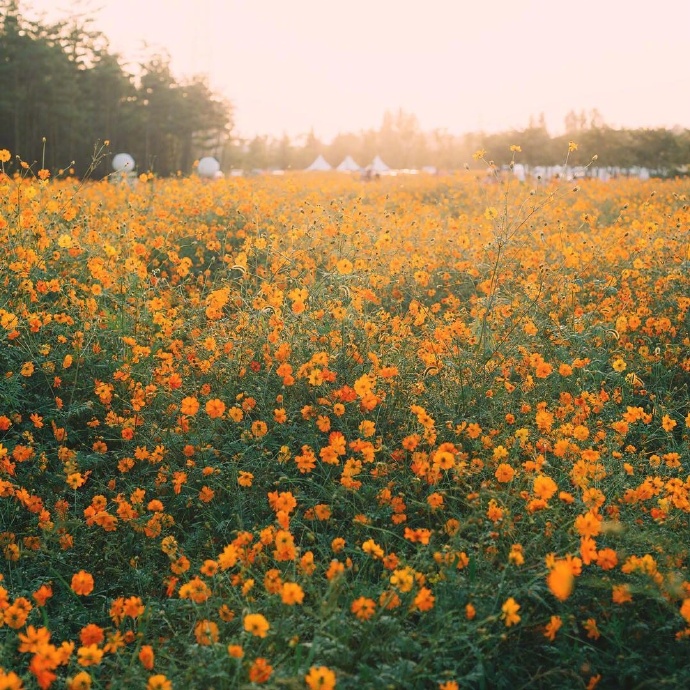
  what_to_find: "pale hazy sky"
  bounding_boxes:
[25,0,690,142]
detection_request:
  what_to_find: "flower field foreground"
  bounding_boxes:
[0,157,689,689]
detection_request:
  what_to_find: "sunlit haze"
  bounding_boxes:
[25,0,690,142]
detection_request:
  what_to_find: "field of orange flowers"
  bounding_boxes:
[0,148,689,689]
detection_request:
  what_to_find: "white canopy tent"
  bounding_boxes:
[305,154,332,171]
[369,155,390,173]
[336,155,361,172]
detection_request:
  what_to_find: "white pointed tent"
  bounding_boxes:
[336,155,361,172]
[369,155,390,173]
[305,155,332,171]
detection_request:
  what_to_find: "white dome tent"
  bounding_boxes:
[197,157,221,179]
[336,155,361,172]
[110,152,136,186]
[112,153,135,173]
[305,154,332,171]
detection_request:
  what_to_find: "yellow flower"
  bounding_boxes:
[568,141,578,152]
[0,149,10,163]
[612,358,627,372]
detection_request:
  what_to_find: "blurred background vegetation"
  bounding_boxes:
[2,0,690,177]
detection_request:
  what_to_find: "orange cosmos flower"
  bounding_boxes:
[580,536,598,566]
[194,620,219,645]
[414,586,435,611]
[574,511,602,538]
[305,666,337,690]
[351,596,376,621]
[147,675,173,690]
[543,615,562,642]
[180,397,199,415]
[465,603,476,620]
[583,618,600,640]
[661,414,676,432]
[268,491,297,513]
[248,658,273,684]
[597,548,618,570]
[547,560,574,601]
[79,624,104,646]
[280,582,305,605]
[17,625,51,653]
[139,645,155,670]
[237,470,254,487]
[679,598,690,624]
[251,420,268,437]
[67,671,93,690]
[227,644,244,658]
[78,644,104,666]
[33,583,53,606]
[612,584,633,604]
[123,595,145,618]
[198,486,215,503]
[535,361,553,378]
[205,398,226,418]
[533,475,558,501]
[71,570,95,596]
[495,463,515,483]
[501,597,521,627]
[170,556,190,574]
[244,613,270,638]
[336,258,353,274]
[486,499,504,523]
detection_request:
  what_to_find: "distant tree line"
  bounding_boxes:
[226,108,690,175]
[0,0,231,177]
[2,1,689,177]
